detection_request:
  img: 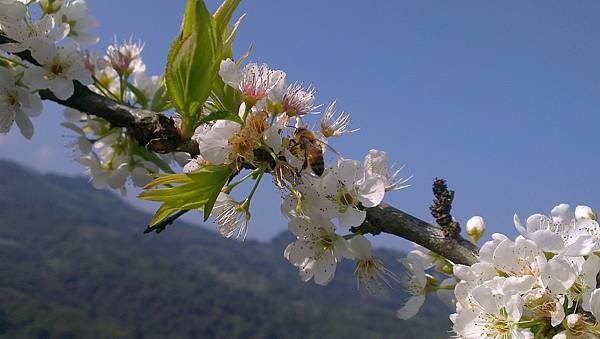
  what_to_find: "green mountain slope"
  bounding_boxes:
[0,160,451,339]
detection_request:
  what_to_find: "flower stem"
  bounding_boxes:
[245,169,265,206]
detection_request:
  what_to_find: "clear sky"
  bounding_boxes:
[2,0,599,249]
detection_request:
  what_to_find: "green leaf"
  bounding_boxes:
[222,14,246,59]
[127,83,149,109]
[213,0,241,37]
[166,0,223,137]
[199,110,243,125]
[149,77,171,112]
[140,165,233,228]
[144,173,194,189]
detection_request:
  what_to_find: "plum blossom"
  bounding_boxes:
[452,286,533,339]
[317,159,385,226]
[514,204,599,257]
[349,234,397,293]
[363,149,411,192]
[284,214,354,286]
[0,67,42,139]
[397,256,429,320]
[51,0,99,44]
[211,193,250,239]
[319,101,358,138]
[219,59,285,106]
[23,40,92,100]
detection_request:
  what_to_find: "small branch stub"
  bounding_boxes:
[430,178,461,237]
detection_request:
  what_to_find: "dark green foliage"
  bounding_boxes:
[0,160,451,339]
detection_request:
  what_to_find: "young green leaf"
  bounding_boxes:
[166,0,223,137]
[213,0,241,37]
[140,165,233,228]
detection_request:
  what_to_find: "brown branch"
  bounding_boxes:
[361,203,478,265]
[0,34,199,156]
[2,35,479,265]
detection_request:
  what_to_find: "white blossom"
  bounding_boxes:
[0,67,42,139]
[284,214,354,286]
[24,40,92,100]
[52,0,98,44]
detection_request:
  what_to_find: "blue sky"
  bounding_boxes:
[2,0,599,249]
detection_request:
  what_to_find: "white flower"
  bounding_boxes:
[575,205,597,221]
[567,255,600,312]
[1,15,63,52]
[349,235,397,293]
[263,124,282,154]
[397,256,428,320]
[553,313,600,338]
[192,119,241,165]
[52,0,98,44]
[363,149,410,192]
[61,119,92,154]
[132,72,160,103]
[281,82,316,117]
[106,37,145,76]
[284,214,354,286]
[182,155,208,173]
[452,286,533,339]
[319,101,358,138]
[211,193,250,239]
[590,288,600,321]
[466,216,485,243]
[514,204,600,257]
[0,0,26,27]
[319,159,385,226]
[219,59,285,106]
[23,40,92,100]
[0,67,42,139]
[78,153,109,189]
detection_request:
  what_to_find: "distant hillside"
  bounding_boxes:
[0,160,451,339]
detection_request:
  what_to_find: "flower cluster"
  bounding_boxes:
[0,0,96,138]
[183,58,410,288]
[63,38,181,194]
[400,204,600,338]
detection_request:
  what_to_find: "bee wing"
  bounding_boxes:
[311,137,343,159]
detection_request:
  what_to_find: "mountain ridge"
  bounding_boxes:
[0,159,451,338]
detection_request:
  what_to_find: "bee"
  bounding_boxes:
[292,127,325,176]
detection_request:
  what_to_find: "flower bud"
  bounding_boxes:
[466,216,485,244]
[575,205,597,221]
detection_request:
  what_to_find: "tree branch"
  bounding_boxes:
[362,203,478,265]
[0,35,199,156]
[2,36,479,265]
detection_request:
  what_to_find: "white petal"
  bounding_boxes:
[14,110,33,139]
[397,295,425,320]
[219,58,243,87]
[338,207,366,227]
[358,176,385,207]
[313,252,336,286]
[49,77,75,100]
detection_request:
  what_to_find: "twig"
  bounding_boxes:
[144,209,190,234]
